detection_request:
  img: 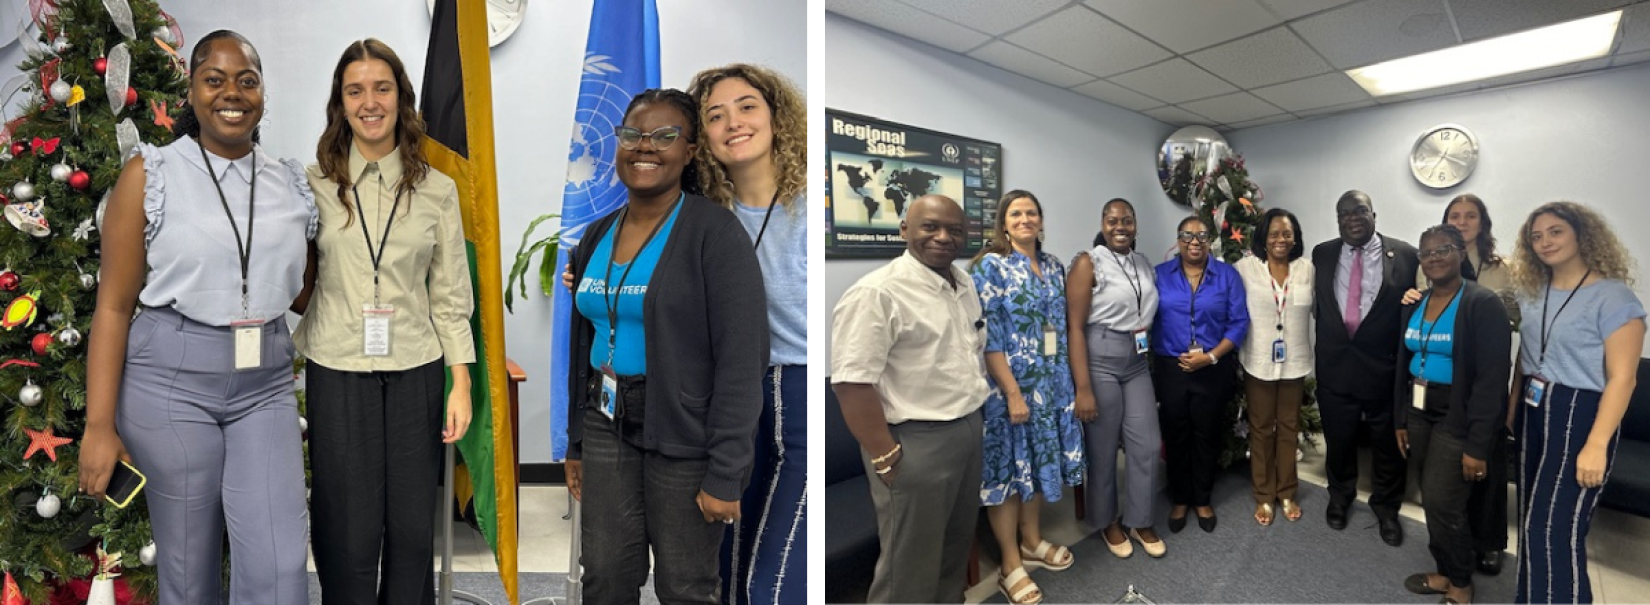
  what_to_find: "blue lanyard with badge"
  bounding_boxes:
[1410,289,1460,410]
[597,194,680,420]
[1526,269,1590,408]
[199,140,262,371]
[354,175,402,357]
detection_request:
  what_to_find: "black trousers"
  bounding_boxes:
[1318,386,1406,518]
[1154,356,1235,507]
[307,359,446,605]
[1407,394,1475,589]
[1468,426,1510,553]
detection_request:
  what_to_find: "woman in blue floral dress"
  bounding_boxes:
[969,190,1084,605]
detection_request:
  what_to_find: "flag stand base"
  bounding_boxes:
[439,442,495,605]
[523,486,582,605]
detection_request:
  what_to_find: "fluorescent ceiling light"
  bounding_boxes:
[1347,10,1621,96]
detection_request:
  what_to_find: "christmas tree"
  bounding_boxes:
[0,0,187,600]
[1192,154,1265,265]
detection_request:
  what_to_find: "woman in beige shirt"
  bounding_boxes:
[292,39,475,604]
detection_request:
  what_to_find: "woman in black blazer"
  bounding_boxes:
[1395,225,1511,605]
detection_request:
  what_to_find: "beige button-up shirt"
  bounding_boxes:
[831,251,989,424]
[293,145,476,371]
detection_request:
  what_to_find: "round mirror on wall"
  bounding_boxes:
[1157,126,1230,207]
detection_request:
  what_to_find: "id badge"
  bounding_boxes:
[1412,378,1428,410]
[1272,338,1286,363]
[231,319,263,371]
[1133,329,1149,354]
[1042,324,1057,356]
[1524,376,1548,408]
[362,304,395,357]
[599,365,619,420]
[1188,344,1205,356]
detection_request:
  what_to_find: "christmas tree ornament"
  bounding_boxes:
[105,44,132,115]
[22,426,71,460]
[298,416,308,433]
[4,200,50,237]
[67,84,86,107]
[35,492,60,518]
[7,141,23,157]
[75,217,95,241]
[57,327,81,346]
[49,79,71,103]
[52,37,70,54]
[30,136,60,155]
[50,162,72,182]
[104,0,138,39]
[152,25,173,44]
[89,544,122,605]
[138,541,157,566]
[10,180,34,201]
[94,56,108,75]
[150,98,174,129]
[18,381,41,407]
[0,269,17,291]
[2,290,41,328]
[126,86,139,106]
[68,169,91,191]
[81,272,97,289]
[3,571,19,605]
[32,332,52,355]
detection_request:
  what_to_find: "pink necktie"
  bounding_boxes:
[1344,246,1363,337]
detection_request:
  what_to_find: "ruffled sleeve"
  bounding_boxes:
[279,157,319,240]
[124,143,167,247]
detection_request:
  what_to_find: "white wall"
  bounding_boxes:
[0,0,805,463]
[824,13,1176,363]
[1227,63,1650,355]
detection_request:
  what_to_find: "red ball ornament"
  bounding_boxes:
[31,332,52,356]
[68,170,91,191]
[0,270,17,291]
[94,57,108,75]
[8,142,23,157]
[125,87,138,107]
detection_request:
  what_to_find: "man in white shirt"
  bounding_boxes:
[831,195,990,603]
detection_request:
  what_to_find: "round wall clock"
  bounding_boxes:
[427,0,527,48]
[1410,124,1478,189]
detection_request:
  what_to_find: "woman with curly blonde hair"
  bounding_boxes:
[687,63,807,605]
[1508,201,1644,604]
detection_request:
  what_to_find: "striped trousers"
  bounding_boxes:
[1516,378,1617,604]
[720,365,807,605]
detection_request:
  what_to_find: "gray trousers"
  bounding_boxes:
[863,411,983,604]
[116,306,308,605]
[1082,325,1162,529]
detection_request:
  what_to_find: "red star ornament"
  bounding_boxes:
[24,426,73,462]
[1229,227,1245,244]
[151,98,174,129]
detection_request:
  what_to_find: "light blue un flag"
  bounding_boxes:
[552,0,660,461]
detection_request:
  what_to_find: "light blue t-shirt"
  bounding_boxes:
[734,194,806,366]
[1405,289,1462,385]
[1518,279,1647,392]
[575,201,683,376]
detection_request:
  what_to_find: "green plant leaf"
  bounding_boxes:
[539,240,560,297]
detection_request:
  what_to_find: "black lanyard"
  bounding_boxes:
[1538,269,1592,368]
[352,171,403,305]
[1415,288,1461,373]
[198,138,257,315]
[1185,263,1205,348]
[1109,249,1144,320]
[602,194,682,361]
[751,192,780,249]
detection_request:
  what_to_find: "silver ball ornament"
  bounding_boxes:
[12,181,35,201]
[20,382,43,406]
[35,493,60,518]
[57,327,81,347]
[52,38,69,54]
[139,542,157,566]
[49,80,72,103]
[298,417,308,433]
[152,26,175,46]
[81,273,97,290]
[50,163,72,182]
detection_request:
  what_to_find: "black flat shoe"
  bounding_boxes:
[1379,516,1404,547]
[1326,503,1348,531]
[1167,514,1187,533]
[1197,512,1217,533]
[1476,550,1503,576]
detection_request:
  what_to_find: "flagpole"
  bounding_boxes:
[522,493,579,605]
[440,442,494,605]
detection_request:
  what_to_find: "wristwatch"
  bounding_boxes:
[1208,350,1220,365]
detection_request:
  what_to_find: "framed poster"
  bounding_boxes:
[825,109,1003,259]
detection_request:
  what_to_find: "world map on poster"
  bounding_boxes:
[830,153,961,228]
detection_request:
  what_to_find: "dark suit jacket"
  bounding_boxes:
[1392,280,1512,460]
[1312,234,1420,402]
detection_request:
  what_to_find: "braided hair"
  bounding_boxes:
[171,30,262,144]
[622,88,702,197]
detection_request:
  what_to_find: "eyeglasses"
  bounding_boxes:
[1417,245,1460,261]
[1177,231,1212,243]
[615,125,683,150]
[1336,206,1372,221]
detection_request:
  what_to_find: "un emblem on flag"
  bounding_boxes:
[563,55,637,238]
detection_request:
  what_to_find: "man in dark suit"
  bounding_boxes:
[1312,190,1420,547]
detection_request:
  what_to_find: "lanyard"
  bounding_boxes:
[1185,263,1205,347]
[1538,269,1592,369]
[602,193,682,364]
[1415,287,1461,373]
[751,192,780,249]
[1269,262,1291,332]
[352,172,403,306]
[198,138,257,316]
[1109,249,1144,321]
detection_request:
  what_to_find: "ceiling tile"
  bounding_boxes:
[1448,0,1631,42]
[1187,27,1332,88]
[967,41,1098,88]
[1179,92,1288,123]
[1226,113,1298,129]
[1251,72,1373,111]
[1109,58,1239,103]
[1083,0,1280,53]
[1292,0,1457,69]
[1142,105,1215,126]
[826,0,992,53]
[1294,99,1379,117]
[1005,6,1172,77]
[897,0,1071,36]
[1619,2,1650,55]
[1071,79,1166,111]
[1256,0,1358,21]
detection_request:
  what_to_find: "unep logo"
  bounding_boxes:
[942,143,960,163]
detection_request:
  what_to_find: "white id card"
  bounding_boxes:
[1412,378,1428,410]
[1272,339,1286,363]
[1524,376,1548,408]
[231,319,263,371]
[363,304,395,357]
[1042,324,1057,356]
[599,365,619,420]
[1133,330,1149,354]
[1189,344,1205,356]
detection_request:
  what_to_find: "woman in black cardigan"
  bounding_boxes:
[1395,224,1511,605]
[564,88,769,605]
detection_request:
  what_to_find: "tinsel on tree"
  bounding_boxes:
[0,0,187,600]
[1192,154,1265,265]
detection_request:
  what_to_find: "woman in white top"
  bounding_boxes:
[1066,198,1166,558]
[1233,208,1313,525]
